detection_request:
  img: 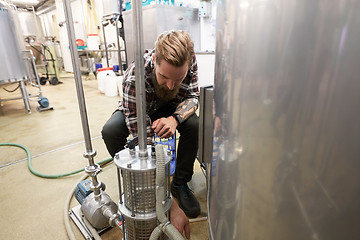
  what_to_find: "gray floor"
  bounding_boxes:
[0,73,208,240]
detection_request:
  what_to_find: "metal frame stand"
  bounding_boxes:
[101,12,128,73]
[0,50,53,113]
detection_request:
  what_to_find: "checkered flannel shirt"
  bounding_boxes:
[118,49,199,142]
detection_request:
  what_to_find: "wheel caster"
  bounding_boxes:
[40,77,47,85]
[50,77,59,85]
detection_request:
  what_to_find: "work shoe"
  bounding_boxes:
[171,182,201,218]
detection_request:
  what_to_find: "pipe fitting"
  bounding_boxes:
[101,204,120,228]
[85,164,102,177]
[83,150,97,159]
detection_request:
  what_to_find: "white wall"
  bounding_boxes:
[196,53,215,87]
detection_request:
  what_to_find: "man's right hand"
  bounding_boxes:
[152,116,178,138]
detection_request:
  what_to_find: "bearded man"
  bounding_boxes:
[101,30,201,223]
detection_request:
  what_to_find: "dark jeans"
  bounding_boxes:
[101,106,199,185]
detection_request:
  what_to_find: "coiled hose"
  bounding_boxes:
[0,143,112,178]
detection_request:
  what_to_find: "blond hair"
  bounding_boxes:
[155,30,194,67]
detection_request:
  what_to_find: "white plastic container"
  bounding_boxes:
[87,34,100,50]
[104,74,119,97]
[97,67,115,93]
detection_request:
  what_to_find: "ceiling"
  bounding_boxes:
[11,0,56,13]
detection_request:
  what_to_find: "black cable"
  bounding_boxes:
[28,42,44,57]
[3,83,20,92]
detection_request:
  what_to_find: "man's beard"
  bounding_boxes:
[151,71,180,101]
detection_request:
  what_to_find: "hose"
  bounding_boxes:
[83,217,103,240]
[163,223,185,240]
[0,143,112,178]
[155,144,167,223]
[149,225,163,240]
[150,145,184,240]
[64,174,88,240]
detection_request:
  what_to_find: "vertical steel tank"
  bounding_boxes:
[17,10,44,41]
[0,3,27,82]
[209,0,360,239]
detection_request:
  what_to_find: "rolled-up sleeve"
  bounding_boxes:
[173,55,200,122]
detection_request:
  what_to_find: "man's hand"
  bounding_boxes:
[170,200,190,239]
[152,116,178,138]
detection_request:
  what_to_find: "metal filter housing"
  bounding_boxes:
[115,145,172,240]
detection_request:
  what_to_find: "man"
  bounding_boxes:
[101,30,201,220]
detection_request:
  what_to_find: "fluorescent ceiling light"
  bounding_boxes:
[240,2,250,9]
[12,0,40,5]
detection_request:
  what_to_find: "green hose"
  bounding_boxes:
[0,143,112,179]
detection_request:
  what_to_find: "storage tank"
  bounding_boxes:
[0,2,28,82]
[208,0,360,239]
[17,10,44,41]
[102,0,120,16]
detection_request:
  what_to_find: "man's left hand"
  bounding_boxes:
[170,200,190,239]
[152,116,178,138]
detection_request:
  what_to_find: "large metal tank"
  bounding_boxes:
[102,0,120,16]
[208,0,360,240]
[123,4,200,63]
[17,10,44,41]
[0,3,28,82]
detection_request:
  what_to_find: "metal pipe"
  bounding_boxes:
[132,0,147,156]
[102,21,110,67]
[115,16,123,75]
[28,50,44,98]
[62,0,100,195]
[19,79,31,113]
[117,167,123,204]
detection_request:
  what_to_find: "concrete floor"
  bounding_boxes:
[0,73,208,240]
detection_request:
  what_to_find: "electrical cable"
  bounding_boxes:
[0,143,112,178]
[64,173,88,240]
[3,83,21,92]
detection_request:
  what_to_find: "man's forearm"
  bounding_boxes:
[173,99,198,123]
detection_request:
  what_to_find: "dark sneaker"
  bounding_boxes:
[171,182,201,218]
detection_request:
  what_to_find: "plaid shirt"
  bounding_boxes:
[118,49,199,141]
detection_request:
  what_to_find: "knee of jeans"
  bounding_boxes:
[181,118,199,138]
[101,124,113,140]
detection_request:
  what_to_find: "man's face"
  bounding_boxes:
[152,55,189,101]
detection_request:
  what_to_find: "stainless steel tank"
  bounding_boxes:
[0,3,28,82]
[102,0,121,16]
[17,10,44,41]
[208,0,360,239]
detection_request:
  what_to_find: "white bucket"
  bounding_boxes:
[97,68,115,93]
